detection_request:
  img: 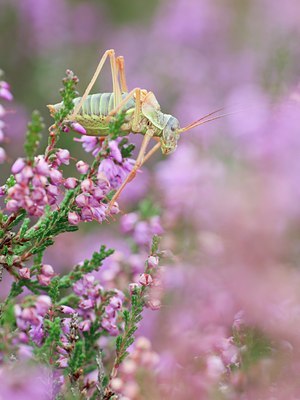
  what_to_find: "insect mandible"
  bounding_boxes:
[47,49,228,210]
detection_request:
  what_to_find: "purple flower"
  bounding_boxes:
[64,177,78,189]
[76,160,89,174]
[49,168,63,185]
[75,135,98,153]
[68,211,80,225]
[19,267,30,279]
[71,121,86,134]
[0,85,13,101]
[109,140,123,163]
[11,158,26,174]
[56,148,70,165]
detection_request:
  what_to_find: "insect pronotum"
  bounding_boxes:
[48,49,229,211]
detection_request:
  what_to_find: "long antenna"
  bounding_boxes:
[179,109,240,133]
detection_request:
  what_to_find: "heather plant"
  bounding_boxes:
[0,71,164,399]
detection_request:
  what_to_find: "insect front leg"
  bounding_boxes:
[71,49,122,120]
[107,129,155,212]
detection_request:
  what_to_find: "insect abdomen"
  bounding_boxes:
[74,93,135,118]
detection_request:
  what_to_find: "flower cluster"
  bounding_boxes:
[68,137,136,225]
[60,274,125,337]
[6,151,69,216]
[14,295,52,346]
[69,170,116,225]
[0,77,13,164]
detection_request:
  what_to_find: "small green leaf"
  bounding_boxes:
[24,110,44,160]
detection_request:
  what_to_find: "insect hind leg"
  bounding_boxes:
[116,56,128,92]
[71,49,122,120]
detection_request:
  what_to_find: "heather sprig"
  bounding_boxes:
[111,236,162,380]
[0,68,166,399]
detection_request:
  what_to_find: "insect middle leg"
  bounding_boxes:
[105,87,142,131]
[71,49,122,119]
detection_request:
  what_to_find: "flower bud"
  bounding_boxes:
[81,178,94,192]
[49,168,63,185]
[71,122,86,135]
[147,256,159,269]
[139,273,153,287]
[19,267,30,279]
[76,160,89,174]
[41,264,54,277]
[64,177,78,189]
[56,148,70,165]
[68,211,80,225]
[11,158,26,174]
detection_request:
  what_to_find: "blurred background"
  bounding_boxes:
[2,0,300,398]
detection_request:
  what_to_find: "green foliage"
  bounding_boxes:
[233,326,272,370]
[24,110,44,160]
[120,139,135,159]
[138,198,160,219]
[69,340,85,373]
[56,245,114,291]
[35,317,62,364]
[5,175,16,190]
[0,302,15,327]
[114,286,145,367]
[109,112,126,139]
[151,235,160,254]
[54,70,79,125]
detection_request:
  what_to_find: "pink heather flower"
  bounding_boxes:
[79,298,94,310]
[76,160,89,174]
[11,157,26,174]
[139,273,153,286]
[0,186,6,196]
[64,177,78,189]
[147,256,159,269]
[101,318,119,336]
[109,140,123,163]
[56,148,70,165]
[60,306,76,315]
[19,267,30,279]
[75,135,98,153]
[34,156,50,175]
[71,122,86,134]
[35,296,52,316]
[57,356,68,368]
[68,211,80,225]
[98,158,118,182]
[81,178,94,192]
[0,87,13,101]
[79,319,92,331]
[17,165,34,182]
[6,199,19,212]
[49,168,63,185]
[37,274,52,286]
[129,283,139,294]
[41,264,54,277]
[0,147,6,163]
[109,202,120,215]
[75,193,90,207]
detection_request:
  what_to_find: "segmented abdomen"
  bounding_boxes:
[73,92,135,117]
